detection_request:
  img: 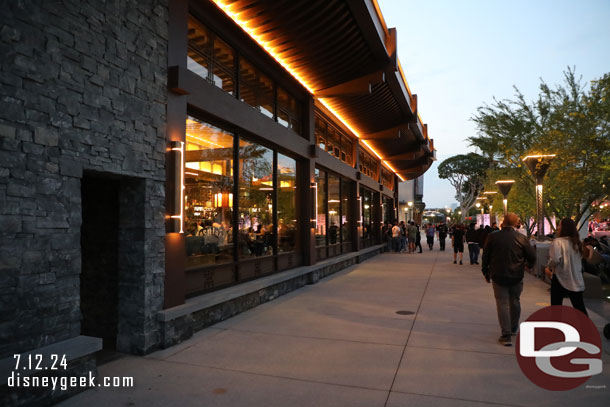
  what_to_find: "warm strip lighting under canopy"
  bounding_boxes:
[212,0,416,182]
[522,154,556,161]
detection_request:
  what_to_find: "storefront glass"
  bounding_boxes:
[328,174,341,246]
[360,186,372,239]
[277,153,297,253]
[383,196,394,224]
[238,140,274,258]
[184,116,234,268]
[315,168,327,247]
[341,179,351,243]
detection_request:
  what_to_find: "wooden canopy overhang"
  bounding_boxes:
[210,0,435,181]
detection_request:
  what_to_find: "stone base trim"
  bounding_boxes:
[158,245,385,348]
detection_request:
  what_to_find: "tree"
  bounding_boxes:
[437,153,490,221]
[470,68,610,231]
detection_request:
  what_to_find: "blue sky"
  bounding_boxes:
[378,0,610,208]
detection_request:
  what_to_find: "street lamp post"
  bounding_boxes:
[522,154,556,240]
[407,201,413,222]
[495,180,515,215]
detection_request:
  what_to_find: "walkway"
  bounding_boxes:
[60,248,610,406]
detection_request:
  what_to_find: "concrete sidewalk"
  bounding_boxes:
[59,249,610,407]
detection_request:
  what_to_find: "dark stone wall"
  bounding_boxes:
[0,0,168,357]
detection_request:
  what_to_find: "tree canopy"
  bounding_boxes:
[469,68,610,230]
[437,152,490,220]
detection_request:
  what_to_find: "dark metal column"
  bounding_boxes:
[164,0,188,309]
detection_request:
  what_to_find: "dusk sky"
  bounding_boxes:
[378,0,610,208]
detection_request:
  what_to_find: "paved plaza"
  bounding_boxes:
[60,248,610,407]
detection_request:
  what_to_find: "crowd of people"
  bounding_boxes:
[383,214,610,347]
[381,220,500,264]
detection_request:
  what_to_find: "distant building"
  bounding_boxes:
[398,175,425,223]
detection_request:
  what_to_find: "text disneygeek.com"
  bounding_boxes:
[7,371,134,391]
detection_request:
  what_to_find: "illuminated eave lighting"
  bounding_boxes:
[483,191,497,195]
[318,99,406,182]
[213,0,422,183]
[212,0,315,94]
[522,154,556,161]
[495,180,515,184]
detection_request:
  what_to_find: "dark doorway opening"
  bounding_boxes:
[80,175,120,350]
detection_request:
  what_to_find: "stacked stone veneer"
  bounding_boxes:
[0,0,168,358]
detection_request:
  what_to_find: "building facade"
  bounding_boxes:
[1,1,434,404]
[398,175,426,223]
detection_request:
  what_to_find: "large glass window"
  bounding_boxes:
[359,148,379,181]
[314,111,355,167]
[278,153,297,253]
[187,17,235,95]
[187,17,211,81]
[315,169,327,247]
[383,196,394,224]
[360,187,372,239]
[184,116,234,268]
[328,174,341,246]
[381,167,394,191]
[315,117,326,151]
[277,87,302,134]
[239,58,274,118]
[188,15,303,136]
[341,179,352,243]
[238,140,274,259]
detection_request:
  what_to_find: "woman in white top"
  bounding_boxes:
[545,218,588,316]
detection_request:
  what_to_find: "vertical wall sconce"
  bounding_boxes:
[168,141,184,233]
[310,182,317,228]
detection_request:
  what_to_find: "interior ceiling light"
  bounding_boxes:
[212,0,421,182]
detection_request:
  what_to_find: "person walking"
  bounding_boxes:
[544,218,588,316]
[452,224,465,265]
[425,223,435,250]
[466,223,480,265]
[437,222,448,251]
[399,221,407,253]
[415,224,423,253]
[391,223,401,253]
[480,225,492,251]
[408,221,417,253]
[482,213,536,346]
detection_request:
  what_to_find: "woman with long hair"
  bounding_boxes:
[545,218,588,315]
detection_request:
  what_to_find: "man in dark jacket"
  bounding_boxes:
[482,213,536,346]
[437,222,448,251]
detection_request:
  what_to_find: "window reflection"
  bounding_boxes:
[277,87,301,134]
[187,17,235,95]
[278,154,297,253]
[314,112,355,167]
[360,187,372,239]
[381,167,394,191]
[188,15,304,139]
[359,149,379,181]
[341,179,351,243]
[238,140,274,258]
[383,196,394,224]
[315,169,327,247]
[328,174,340,246]
[184,116,234,268]
[239,58,274,118]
